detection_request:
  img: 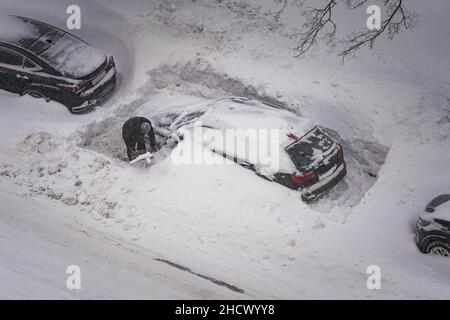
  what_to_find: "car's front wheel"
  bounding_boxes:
[426,241,450,257]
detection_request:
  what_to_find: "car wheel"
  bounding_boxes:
[426,241,450,257]
[24,90,50,102]
[28,91,43,98]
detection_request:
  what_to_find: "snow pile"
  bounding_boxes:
[1,132,143,230]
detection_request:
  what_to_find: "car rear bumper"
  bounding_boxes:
[301,162,347,202]
[70,67,117,113]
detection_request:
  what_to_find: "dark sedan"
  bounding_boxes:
[0,15,116,113]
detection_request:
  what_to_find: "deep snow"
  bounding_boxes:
[0,0,449,299]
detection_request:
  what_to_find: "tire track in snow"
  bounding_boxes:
[155,258,245,294]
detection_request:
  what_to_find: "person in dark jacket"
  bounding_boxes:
[122,117,157,161]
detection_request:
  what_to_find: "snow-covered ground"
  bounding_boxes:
[0,0,449,299]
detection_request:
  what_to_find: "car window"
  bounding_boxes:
[286,126,335,171]
[0,48,23,66]
[172,110,206,129]
[427,194,450,211]
[153,112,180,128]
[179,111,205,124]
[23,58,41,71]
[434,219,450,230]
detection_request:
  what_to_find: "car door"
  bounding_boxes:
[19,58,47,93]
[0,47,25,93]
[13,56,44,94]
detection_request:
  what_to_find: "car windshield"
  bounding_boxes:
[426,194,450,211]
[286,126,335,171]
[0,16,49,48]
[171,110,206,129]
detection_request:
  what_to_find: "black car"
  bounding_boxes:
[0,15,116,113]
[416,194,450,257]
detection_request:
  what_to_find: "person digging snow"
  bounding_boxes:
[122,117,157,162]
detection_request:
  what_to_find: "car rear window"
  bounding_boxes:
[0,48,23,66]
[38,33,106,78]
[171,110,206,129]
[286,126,335,171]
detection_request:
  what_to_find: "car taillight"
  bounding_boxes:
[287,132,299,140]
[290,170,315,185]
[58,84,80,94]
[337,145,344,159]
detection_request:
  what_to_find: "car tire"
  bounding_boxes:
[23,89,50,102]
[426,241,450,257]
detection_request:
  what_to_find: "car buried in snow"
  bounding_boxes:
[145,97,347,202]
[0,15,116,113]
[416,194,450,257]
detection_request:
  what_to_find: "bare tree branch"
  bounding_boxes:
[339,0,417,60]
[294,0,337,56]
[344,0,369,9]
[276,0,418,61]
[274,0,288,21]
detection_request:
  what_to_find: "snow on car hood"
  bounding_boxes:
[39,34,106,78]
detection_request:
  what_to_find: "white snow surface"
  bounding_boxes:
[0,0,449,299]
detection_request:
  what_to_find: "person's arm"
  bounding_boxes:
[148,124,157,153]
[142,119,157,153]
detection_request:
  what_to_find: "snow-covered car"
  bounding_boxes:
[148,97,347,202]
[0,15,116,113]
[416,194,450,257]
